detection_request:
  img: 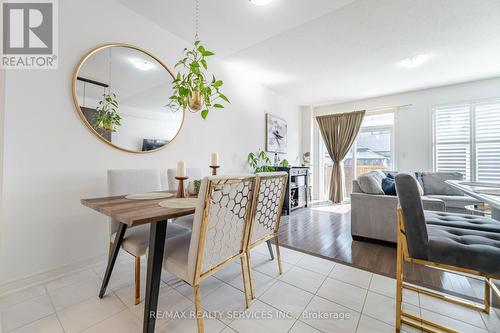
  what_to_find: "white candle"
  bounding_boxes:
[177,161,186,178]
[211,152,219,166]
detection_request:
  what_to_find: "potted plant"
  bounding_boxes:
[248,149,289,173]
[94,93,121,132]
[167,40,230,119]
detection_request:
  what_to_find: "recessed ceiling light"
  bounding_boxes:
[130,59,155,71]
[399,54,431,69]
[249,0,273,6]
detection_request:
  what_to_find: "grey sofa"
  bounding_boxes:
[350,171,482,243]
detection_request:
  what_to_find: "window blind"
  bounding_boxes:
[433,105,471,178]
[433,99,500,181]
[475,102,500,182]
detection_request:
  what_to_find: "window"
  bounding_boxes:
[320,111,395,200]
[432,100,500,182]
[355,112,395,174]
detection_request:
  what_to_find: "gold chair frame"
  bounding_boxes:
[191,176,256,333]
[108,242,142,305]
[246,173,288,299]
[396,208,500,333]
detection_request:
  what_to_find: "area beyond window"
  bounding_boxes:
[432,99,500,182]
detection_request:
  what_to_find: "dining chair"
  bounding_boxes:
[107,169,190,305]
[167,167,204,228]
[162,175,256,333]
[168,167,280,262]
[394,173,500,333]
[246,172,288,299]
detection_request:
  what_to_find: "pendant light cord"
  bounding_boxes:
[83,81,86,107]
[195,0,199,41]
[108,48,112,95]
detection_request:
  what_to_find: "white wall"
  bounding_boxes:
[0,0,301,288]
[0,69,5,240]
[313,77,500,175]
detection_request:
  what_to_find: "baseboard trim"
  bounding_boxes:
[0,253,108,297]
[351,234,397,247]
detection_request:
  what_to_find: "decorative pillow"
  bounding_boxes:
[357,171,385,195]
[415,177,425,196]
[372,170,386,182]
[382,177,397,196]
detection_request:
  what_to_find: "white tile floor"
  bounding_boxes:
[1,243,499,333]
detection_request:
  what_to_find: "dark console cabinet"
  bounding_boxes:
[276,166,309,215]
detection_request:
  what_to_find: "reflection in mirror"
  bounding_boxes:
[74,45,183,152]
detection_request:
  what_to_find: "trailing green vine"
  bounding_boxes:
[167,40,230,119]
[94,93,121,132]
[248,149,289,173]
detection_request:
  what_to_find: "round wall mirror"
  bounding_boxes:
[72,44,183,153]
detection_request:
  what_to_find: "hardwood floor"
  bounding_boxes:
[277,202,497,305]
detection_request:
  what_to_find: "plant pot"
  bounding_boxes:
[187,90,203,111]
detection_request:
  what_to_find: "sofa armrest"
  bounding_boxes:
[350,193,399,242]
[421,196,445,212]
[351,192,399,201]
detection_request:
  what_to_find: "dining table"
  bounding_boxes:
[81,191,196,333]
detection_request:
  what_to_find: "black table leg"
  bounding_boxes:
[99,223,127,298]
[143,220,167,333]
[266,240,274,260]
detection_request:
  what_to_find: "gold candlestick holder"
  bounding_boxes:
[209,165,220,176]
[175,176,188,198]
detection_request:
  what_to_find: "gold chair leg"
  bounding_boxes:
[274,235,283,275]
[246,252,256,299]
[485,278,491,313]
[194,285,204,333]
[134,256,141,305]
[108,242,113,259]
[240,256,250,309]
[395,235,403,333]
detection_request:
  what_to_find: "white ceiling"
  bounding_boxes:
[117,0,500,105]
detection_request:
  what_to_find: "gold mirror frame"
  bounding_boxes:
[71,43,184,154]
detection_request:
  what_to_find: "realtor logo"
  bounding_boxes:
[1,0,58,69]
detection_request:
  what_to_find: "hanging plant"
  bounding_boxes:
[94,93,121,132]
[167,0,230,119]
[167,40,230,119]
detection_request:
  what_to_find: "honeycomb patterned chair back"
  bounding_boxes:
[249,172,288,245]
[187,175,256,282]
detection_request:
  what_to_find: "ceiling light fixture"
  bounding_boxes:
[249,0,274,6]
[399,54,431,69]
[130,59,154,71]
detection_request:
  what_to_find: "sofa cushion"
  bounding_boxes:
[382,177,397,196]
[425,211,500,233]
[427,224,500,275]
[421,172,464,195]
[357,171,385,194]
[426,194,481,209]
[421,196,446,211]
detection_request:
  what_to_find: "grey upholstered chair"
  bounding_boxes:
[162,175,256,333]
[167,167,204,228]
[246,172,288,299]
[107,169,190,305]
[394,173,500,333]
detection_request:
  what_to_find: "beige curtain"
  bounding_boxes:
[316,110,366,203]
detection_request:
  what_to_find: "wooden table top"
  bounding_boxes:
[81,191,196,226]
